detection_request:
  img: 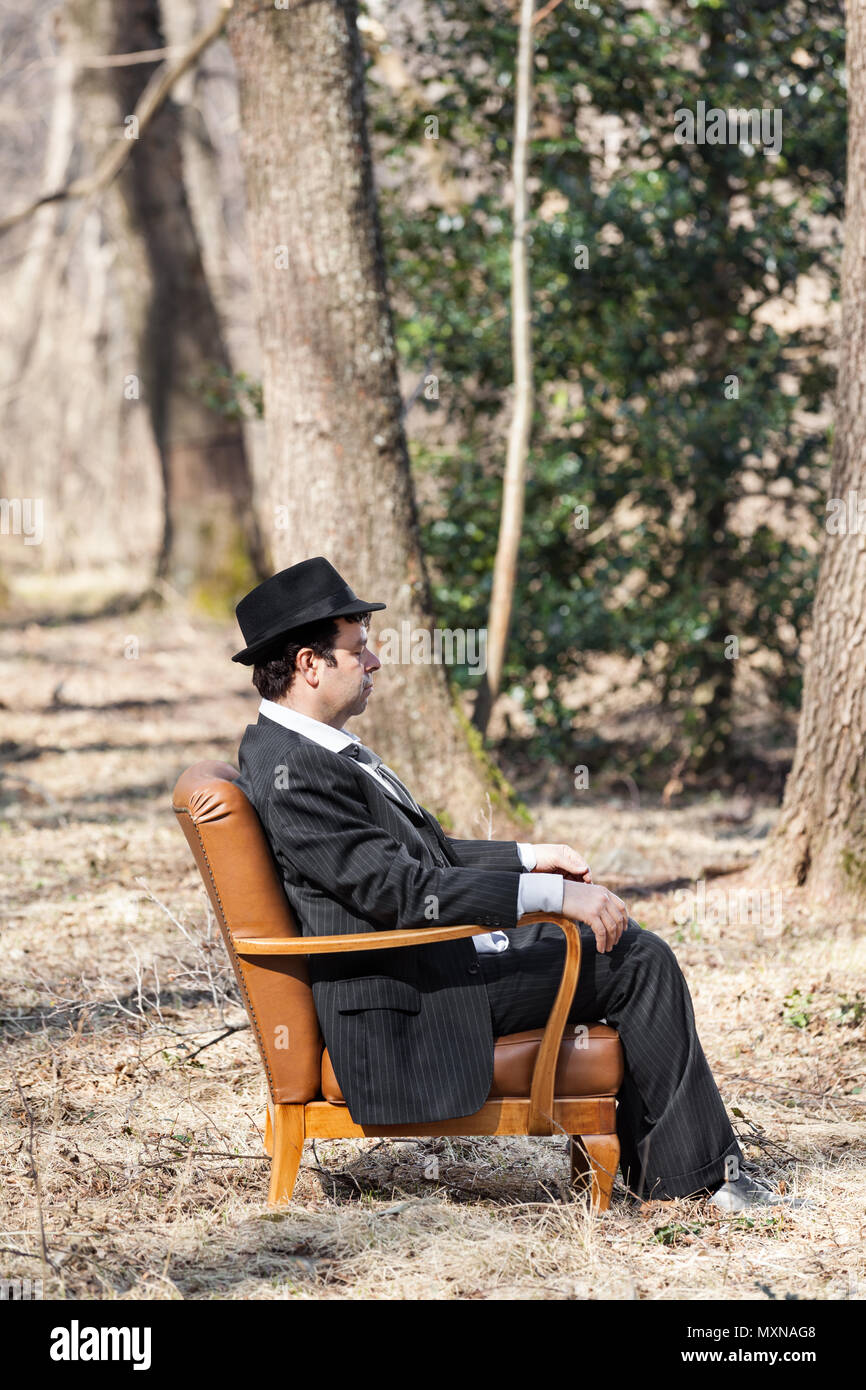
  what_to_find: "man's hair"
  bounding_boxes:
[252,611,372,702]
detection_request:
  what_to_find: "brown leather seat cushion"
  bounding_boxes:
[321,1022,623,1104]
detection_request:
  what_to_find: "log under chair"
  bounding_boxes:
[172,761,625,1209]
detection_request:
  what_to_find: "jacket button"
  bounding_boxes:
[467,962,480,975]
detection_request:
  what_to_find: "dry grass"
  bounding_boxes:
[1,590,864,1301]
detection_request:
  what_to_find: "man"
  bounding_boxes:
[234,556,799,1211]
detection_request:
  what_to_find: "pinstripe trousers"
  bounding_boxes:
[479,917,742,1200]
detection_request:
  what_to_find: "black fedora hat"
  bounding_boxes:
[232,557,386,665]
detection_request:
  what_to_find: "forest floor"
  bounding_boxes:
[1,579,864,1302]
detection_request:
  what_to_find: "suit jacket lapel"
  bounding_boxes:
[336,742,428,827]
[255,714,432,831]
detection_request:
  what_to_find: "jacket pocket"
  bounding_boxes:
[333,976,422,1015]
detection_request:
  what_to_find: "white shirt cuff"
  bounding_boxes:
[517,842,537,870]
[517,872,565,916]
[471,854,563,955]
[472,931,510,954]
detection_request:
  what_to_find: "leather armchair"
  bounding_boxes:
[172,761,624,1208]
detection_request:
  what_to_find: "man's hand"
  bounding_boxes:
[530,843,593,881]
[562,880,629,954]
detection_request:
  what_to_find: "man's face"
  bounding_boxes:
[300,616,381,726]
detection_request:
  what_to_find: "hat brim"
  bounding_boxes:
[232,598,386,665]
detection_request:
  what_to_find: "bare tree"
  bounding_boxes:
[0,0,163,577]
[472,0,537,736]
[110,0,266,595]
[0,0,265,596]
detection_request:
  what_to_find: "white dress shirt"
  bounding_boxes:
[257,698,564,952]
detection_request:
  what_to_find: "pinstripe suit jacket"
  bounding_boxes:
[236,713,525,1124]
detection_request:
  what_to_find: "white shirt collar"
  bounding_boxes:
[258,697,361,755]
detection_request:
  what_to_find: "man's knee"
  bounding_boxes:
[619,919,681,974]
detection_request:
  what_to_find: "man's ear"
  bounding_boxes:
[295,646,319,686]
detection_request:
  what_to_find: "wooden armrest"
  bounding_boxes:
[236,910,582,1138]
[236,921,511,955]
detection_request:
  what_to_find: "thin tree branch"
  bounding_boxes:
[9,1068,59,1279]
[0,1,233,235]
[182,1023,250,1061]
[532,0,568,24]
[79,46,183,69]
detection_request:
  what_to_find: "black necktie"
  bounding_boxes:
[344,742,424,818]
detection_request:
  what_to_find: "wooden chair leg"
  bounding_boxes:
[569,1133,620,1211]
[264,1102,274,1157]
[268,1104,305,1206]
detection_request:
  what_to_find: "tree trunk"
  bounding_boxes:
[755,0,866,903]
[112,0,267,600]
[472,0,536,737]
[226,0,528,835]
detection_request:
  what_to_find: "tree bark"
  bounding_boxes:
[755,0,866,903]
[226,0,528,835]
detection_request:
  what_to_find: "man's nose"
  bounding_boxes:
[365,647,381,672]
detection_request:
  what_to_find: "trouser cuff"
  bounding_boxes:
[636,1136,743,1201]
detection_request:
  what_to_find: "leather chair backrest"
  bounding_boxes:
[172,761,322,1104]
